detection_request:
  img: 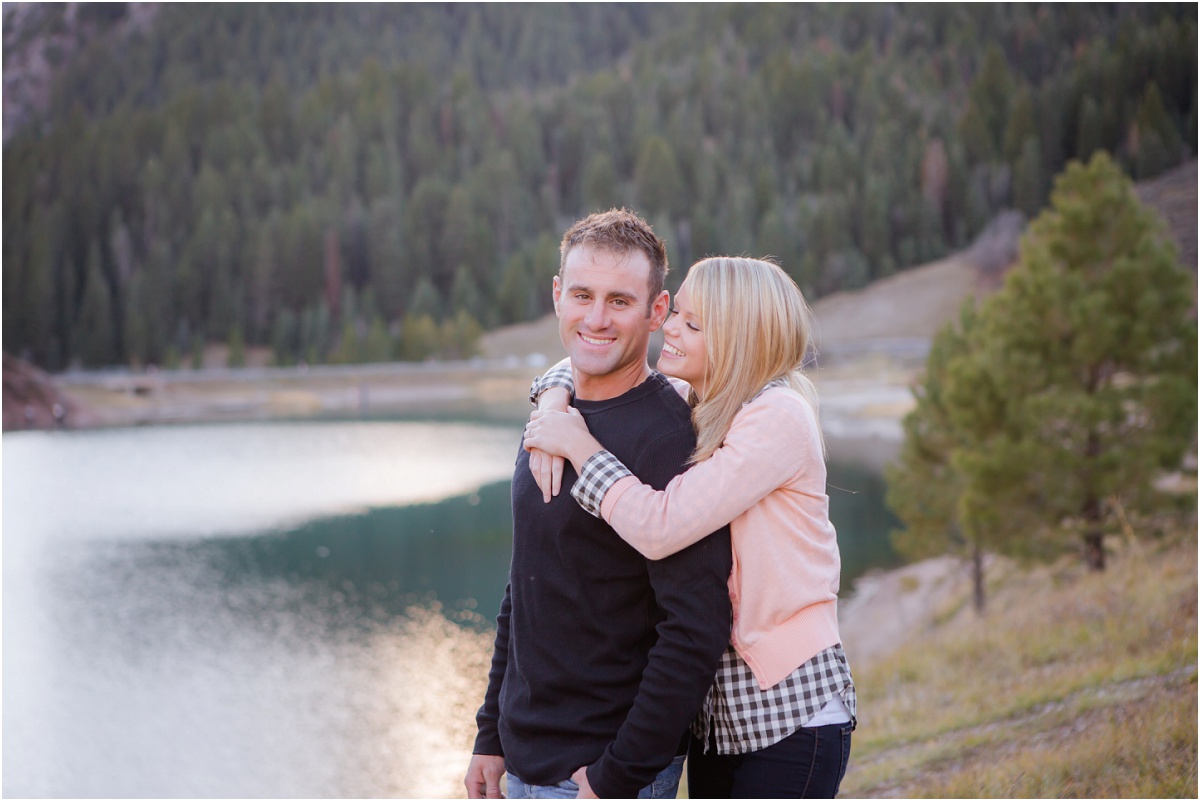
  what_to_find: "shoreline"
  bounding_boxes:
[7,353,915,462]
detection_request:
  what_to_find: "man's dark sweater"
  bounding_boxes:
[474,372,733,798]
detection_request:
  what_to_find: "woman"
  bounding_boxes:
[522,257,855,799]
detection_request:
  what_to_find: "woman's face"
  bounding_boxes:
[657,283,709,398]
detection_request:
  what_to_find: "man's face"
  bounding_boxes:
[553,244,668,400]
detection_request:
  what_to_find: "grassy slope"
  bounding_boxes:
[842,531,1197,798]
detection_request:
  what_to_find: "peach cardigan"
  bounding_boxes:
[599,385,843,690]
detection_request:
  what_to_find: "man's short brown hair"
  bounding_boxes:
[559,208,669,302]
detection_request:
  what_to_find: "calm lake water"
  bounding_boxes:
[3,420,897,798]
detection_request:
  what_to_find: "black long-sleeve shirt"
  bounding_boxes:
[474,373,733,798]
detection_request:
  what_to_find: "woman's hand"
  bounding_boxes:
[526,386,571,502]
[523,407,603,475]
[528,447,562,504]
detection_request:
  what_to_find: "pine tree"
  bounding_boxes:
[1002,87,1038,164]
[450,264,486,325]
[441,309,484,360]
[363,315,393,363]
[122,272,150,368]
[227,323,246,368]
[581,152,618,214]
[633,135,684,219]
[959,44,1015,165]
[399,313,440,361]
[19,207,59,366]
[1012,135,1045,218]
[894,152,1196,578]
[408,277,443,321]
[77,244,117,367]
[887,302,992,611]
[1130,81,1185,179]
[496,250,535,325]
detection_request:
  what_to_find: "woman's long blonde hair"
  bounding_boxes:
[685,257,824,463]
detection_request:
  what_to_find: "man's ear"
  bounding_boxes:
[648,290,670,332]
[552,275,562,318]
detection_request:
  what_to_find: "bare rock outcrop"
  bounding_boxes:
[2,352,89,430]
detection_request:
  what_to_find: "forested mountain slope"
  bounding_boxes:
[4,3,1194,371]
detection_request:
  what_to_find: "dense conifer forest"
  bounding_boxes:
[3,3,1195,370]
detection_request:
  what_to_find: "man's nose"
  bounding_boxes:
[584,302,609,329]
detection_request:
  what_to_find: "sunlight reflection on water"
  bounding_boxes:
[4,421,521,542]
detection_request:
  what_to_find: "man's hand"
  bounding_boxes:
[465,754,506,799]
[571,766,598,799]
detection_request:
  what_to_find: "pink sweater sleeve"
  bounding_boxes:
[599,391,814,560]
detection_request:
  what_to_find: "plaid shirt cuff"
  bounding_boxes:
[571,450,633,517]
[528,361,575,406]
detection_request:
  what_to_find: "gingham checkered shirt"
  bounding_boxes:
[528,361,575,405]
[693,643,856,755]
[573,449,633,515]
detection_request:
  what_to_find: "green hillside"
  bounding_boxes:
[3,3,1195,371]
[841,530,1196,798]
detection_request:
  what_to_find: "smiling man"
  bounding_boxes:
[466,209,732,799]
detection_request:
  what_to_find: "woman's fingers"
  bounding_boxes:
[550,453,563,498]
[529,448,553,502]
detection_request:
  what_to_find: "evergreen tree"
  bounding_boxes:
[894,153,1196,577]
[329,319,361,365]
[1012,136,1045,217]
[441,309,484,360]
[1130,82,1186,179]
[450,264,486,326]
[271,309,299,366]
[19,208,59,366]
[1002,87,1038,164]
[362,315,394,363]
[399,313,440,361]
[633,135,684,219]
[1075,95,1104,161]
[227,323,246,368]
[496,250,536,326]
[581,151,619,214]
[408,276,443,321]
[958,44,1014,165]
[122,272,150,368]
[366,196,407,319]
[886,302,991,611]
[76,244,117,367]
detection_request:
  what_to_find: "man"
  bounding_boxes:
[465,209,733,799]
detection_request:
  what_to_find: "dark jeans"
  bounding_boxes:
[686,723,853,799]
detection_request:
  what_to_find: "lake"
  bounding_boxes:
[3,420,898,797]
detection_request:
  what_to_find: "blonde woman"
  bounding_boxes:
[523,257,855,798]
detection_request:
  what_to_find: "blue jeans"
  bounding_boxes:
[507,754,686,799]
[686,724,853,798]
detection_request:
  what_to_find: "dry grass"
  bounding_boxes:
[842,528,1198,798]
